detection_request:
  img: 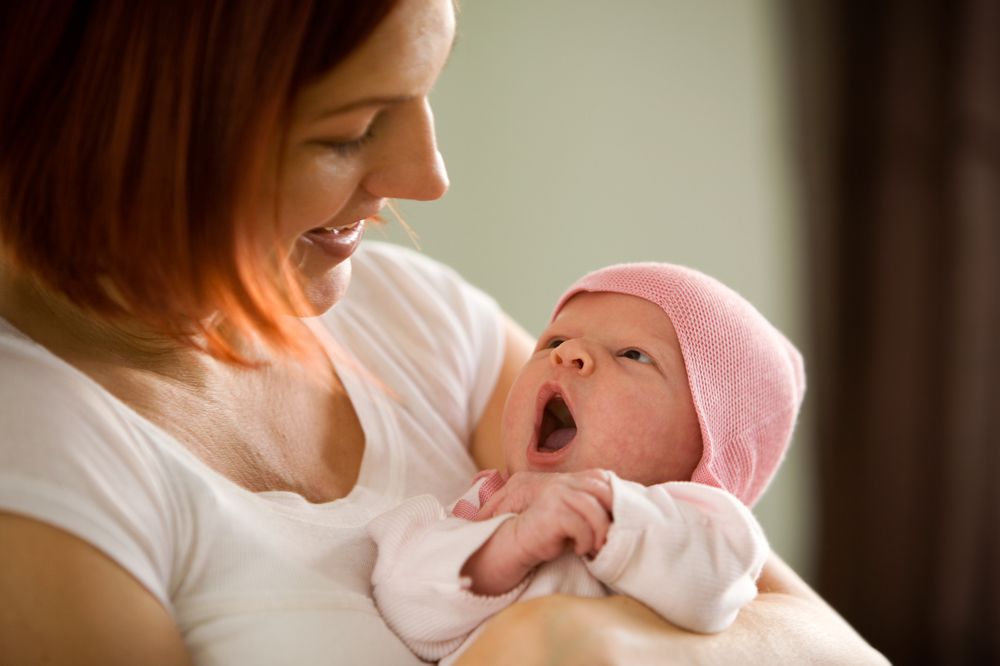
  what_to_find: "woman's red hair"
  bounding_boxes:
[0,0,399,362]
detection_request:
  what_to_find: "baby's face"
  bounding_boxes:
[501,292,703,486]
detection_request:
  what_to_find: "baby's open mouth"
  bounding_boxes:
[536,395,577,453]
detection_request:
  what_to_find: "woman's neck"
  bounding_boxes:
[0,264,361,499]
[0,261,333,389]
[0,263,221,379]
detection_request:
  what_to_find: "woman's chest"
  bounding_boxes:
[185,375,366,502]
[99,360,367,502]
[170,488,424,665]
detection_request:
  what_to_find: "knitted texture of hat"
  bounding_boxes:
[551,263,806,506]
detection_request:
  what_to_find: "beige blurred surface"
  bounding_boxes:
[377,0,814,581]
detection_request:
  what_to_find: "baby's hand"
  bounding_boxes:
[508,472,614,563]
[461,471,614,595]
[478,469,612,521]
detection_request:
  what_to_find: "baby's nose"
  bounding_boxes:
[549,339,595,376]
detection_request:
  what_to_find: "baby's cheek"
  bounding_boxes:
[584,419,638,466]
[621,422,666,458]
[498,385,533,465]
[607,415,678,484]
[499,382,528,434]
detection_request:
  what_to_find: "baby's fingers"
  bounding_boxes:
[554,508,598,558]
[563,490,612,555]
[476,488,507,519]
[568,470,614,513]
[479,472,546,518]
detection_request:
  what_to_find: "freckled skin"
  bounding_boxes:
[500,292,703,486]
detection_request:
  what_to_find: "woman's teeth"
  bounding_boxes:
[316,221,360,234]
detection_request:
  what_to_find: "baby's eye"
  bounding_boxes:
[544,338,565,349]
[620,348,654,365]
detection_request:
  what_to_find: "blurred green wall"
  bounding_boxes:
[378,0,814,580]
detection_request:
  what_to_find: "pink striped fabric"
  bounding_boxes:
[451,469,508,519]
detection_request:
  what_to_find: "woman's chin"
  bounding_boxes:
[295,260,352,316]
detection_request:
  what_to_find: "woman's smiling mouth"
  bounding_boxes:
[300,219,366,260]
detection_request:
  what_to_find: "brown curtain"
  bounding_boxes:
[789,0,1000,663]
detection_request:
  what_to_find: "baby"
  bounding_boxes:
[367,262,806,665]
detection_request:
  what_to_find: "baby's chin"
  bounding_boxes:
[512,460,576,475]
[503,455,546,475]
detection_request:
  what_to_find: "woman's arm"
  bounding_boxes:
[470,313,535,471]
[455,552,888,666]
[0,512,191,665]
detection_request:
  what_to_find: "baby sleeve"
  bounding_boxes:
[367,491,527,662]
[585,474,769,633]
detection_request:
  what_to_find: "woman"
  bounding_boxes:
[0,1,884,663]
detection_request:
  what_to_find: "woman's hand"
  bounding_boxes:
[456,553,890,666]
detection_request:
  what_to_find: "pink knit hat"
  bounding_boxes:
[551,263,806,506]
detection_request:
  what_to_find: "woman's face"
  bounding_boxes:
[270,0,455,311]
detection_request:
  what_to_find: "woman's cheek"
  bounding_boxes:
[280,158,357,231]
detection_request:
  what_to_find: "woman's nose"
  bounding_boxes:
[549,339,595,376]
[362,98,449,201]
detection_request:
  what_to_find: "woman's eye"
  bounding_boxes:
[318,126,376,157]
[620,348,654,365]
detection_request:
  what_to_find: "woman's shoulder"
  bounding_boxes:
[349,240,493,308]
[352,238,438,268]
[337,241,504,367]
[0,321,172,480]
[0,322,178,511]
[330,241,507,450]
[0,326,120,433]
[0,324,181,605]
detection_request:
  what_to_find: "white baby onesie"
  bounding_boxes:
[368,470,769,665]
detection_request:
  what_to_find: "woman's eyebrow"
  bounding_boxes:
[313,34,459,122]
[313,95,415,121]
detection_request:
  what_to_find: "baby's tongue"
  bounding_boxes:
[541,427,576,452]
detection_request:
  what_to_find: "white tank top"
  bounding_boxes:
[0,241,506,665]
